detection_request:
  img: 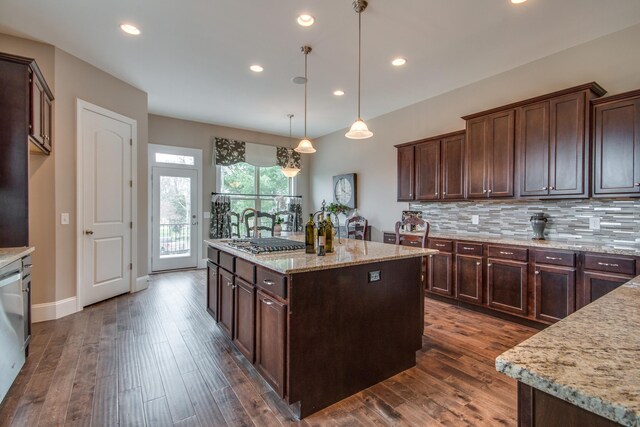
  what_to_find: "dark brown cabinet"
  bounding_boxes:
[466,110,515,198]
[415,140,440,200]
[256,290,286,397]
[206,261,219,321]
[397,145,415,201]
[234,278,256,362]
[441,133,466,199]
[592,90,640,197]
[427,253,454,297]
[455,255,483,305]
[487,258,528,316]
[29,69,54,154]
[582,272,631,307]
[218,268,234,338]
[534,265,576,324]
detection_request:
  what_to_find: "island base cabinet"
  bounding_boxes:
[256,290,286,398]
[206,261,219,321]
[534,265,576,323]
[581,271,632,308]
[233,279,256,362]
[427,253,454,297]
[456,255,483,305]
[518,383,619,427]
[218,269,234,338]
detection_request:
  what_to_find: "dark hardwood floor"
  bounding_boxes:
[0,270,536,426]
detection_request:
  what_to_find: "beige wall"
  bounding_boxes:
[148,114,312,260]
[310,23,640,241]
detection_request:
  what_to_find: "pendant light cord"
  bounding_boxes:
[304,50,308,138]
[357,9,362,120]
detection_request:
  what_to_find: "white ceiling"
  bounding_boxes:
[1,0,640,138]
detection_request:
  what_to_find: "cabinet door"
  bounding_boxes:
[582,271,631,308]
[487,259,528,315]
[487,110,515,197]
[43,94,53,152]
[549,92,586,196]
[234,278,256,362]
[218,268,234,338]
[206,261,219,321]
[442,134,465,199]
[466,117,488,198]
[256,290,286,397]
[427,253,454,297]
[534,265,576,323]
[519,101,550,197]
[456,255,483,305]
[593,98,640,196]
[397,145,415,201]
[30,73,43,145]
[414,140,440,200]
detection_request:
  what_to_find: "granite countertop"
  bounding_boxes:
[496,275,640,426]
[0,247,34,269]
[205,235,436,274]
[382,230,640,256]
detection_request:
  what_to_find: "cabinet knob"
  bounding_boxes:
[487,263,492,267]
[435,192,439,196]
[535,271,540,275]
[487,189,492,193]
[443,192,446,195]
[227,281,232,287]
[550,186,555,190]
[635,183,640,187]
[476,261,481,266]
[542,186,548,190]
[482,189,487,194]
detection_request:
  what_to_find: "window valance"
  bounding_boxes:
[214,137,301,168]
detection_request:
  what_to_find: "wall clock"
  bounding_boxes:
[333,173,357,209]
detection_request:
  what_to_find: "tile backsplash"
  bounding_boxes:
[410,198,640,250]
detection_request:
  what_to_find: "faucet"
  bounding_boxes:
[240,208,259,238]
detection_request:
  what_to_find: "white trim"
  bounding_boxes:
[32,297,78,323]
[134,275,150,292]
[76,99,138,311]
[148,144,203,273]
[198,258,207,269]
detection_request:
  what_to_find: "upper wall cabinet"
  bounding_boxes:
[396,131,465,202]
[518,84,605,199]
[29,66,54,154]
[465,110,515,198]
[592,89,640,197]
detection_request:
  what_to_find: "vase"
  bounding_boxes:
[274,224,282,236]
[529,213,547,240]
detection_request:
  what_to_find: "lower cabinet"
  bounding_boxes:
[534,265,576,323]
[456,255,483,305]
[582,271,632,307]
[427,253,454,297]
[206,261,218,321]
[233,278,256,362]
[256,290,287,397]
[218,268,235,338]
[487,258,528,315]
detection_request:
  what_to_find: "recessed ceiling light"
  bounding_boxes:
[333,90,345,96]
[511,0,527,3]
[297,14,315,27]
[250,65,264,73]
[391,58,407,67]
[120,24,141,35]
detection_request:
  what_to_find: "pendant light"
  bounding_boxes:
[282,114,301,178]
[345,0,373,139]
[295,46,317,154]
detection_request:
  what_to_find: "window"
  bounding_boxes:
[155,152,195,165]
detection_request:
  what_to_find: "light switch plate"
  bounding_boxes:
[589,217,600,230]
[203,211,210,219]
[368,270,381,283]
[61,213,69,225]
[471,215,479,225]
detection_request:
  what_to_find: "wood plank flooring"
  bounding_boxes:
[0,270,537,426]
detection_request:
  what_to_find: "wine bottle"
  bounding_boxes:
[325,213,334,253]
[305,214,315,254]
[317,213,326,256]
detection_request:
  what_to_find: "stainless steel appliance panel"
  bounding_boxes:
[0,260,25,403]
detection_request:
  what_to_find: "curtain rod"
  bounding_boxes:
[212,192,303,198]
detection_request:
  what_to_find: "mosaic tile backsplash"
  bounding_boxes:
[410,198,640,251]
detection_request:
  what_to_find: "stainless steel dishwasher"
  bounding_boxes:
[0,260,25,403]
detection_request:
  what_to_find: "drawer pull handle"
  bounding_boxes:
[499,251,514,255]
[263,299,273,306]
[262,279,275,286]
[597,262,619,267]
[463,247,475,250]
[435,244,445,247]
[545,256,562,261]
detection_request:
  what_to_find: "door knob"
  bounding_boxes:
[84,230,94,235]
[635,183,640,187]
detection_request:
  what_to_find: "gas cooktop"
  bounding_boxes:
[224,237,305,255]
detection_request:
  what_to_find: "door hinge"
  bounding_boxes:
[130,222,133,229]
[129,263,133,270]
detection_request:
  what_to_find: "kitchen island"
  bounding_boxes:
[496,274,640,426]
[205,236,436,418]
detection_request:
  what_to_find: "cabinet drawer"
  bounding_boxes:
[207,246,219,264]
[534,250,575,267]
[256,267,287,300]
[429,239,453,252]
[219,251,235,273]
[236,258,256,283]
[401,236,423,248]
[488,245,528,262]
[383,233,397,244]
[456,242,483,256]
[583,254,636,276]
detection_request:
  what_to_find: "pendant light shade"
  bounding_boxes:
[282,114,301,178]
[346,0,373,140]
[295,46,317,154]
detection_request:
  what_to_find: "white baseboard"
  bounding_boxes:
[198,258,207,269]
[32,296,78,323]
[134,275,150,292]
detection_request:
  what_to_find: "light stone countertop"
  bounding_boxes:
[205,235,436,274]
[0,247,34,269]
[496,275,640,426]
[382,230,640,256]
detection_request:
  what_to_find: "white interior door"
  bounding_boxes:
[151,167,198,271]
[80,108,133,307]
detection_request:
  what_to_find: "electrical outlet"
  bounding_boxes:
[471,215,479,225]
[368,270,381,283]
[61,213,69,225]
[589,217,601,230]
[203,211,210,219]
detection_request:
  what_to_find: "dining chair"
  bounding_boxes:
[395,216,430,248]
[346,215,369,240]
